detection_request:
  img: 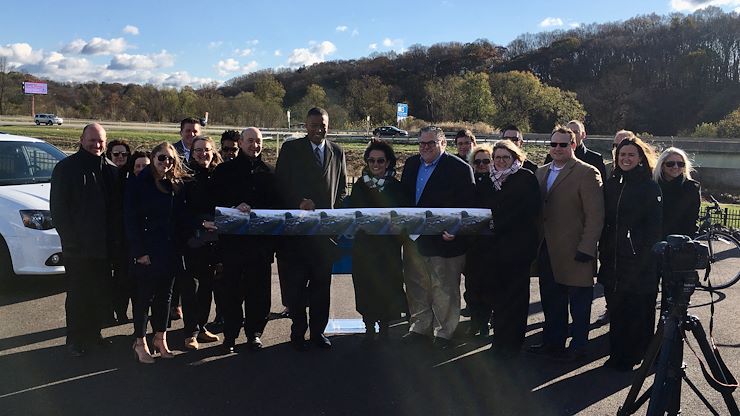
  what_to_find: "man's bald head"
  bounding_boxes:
[239,127,263,158]
[80,123,107,156]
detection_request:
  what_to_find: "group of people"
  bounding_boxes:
[50,110,700,372]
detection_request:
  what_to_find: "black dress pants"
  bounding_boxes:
[278,238,333,340]
[182,245,217,337]
[64,256,112,346]
[489,263,531,352]
[220,245,272,342]
[605,290,657,366]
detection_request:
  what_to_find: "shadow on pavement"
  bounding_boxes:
[0,275,65,307]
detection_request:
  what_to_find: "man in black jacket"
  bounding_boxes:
[275,107,348,351]
[400,126,476,349]
[50,123,121,356]
[543,120,606,181]
[211,127,280,353]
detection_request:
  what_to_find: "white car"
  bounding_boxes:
[34,114,64,126]
[0,133,67,280]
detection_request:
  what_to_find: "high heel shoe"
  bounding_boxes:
[153,332,174,359]
[133,339,155,364]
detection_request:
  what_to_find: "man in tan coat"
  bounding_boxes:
[530,125,604,360]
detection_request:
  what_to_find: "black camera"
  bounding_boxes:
[653,235,709,272]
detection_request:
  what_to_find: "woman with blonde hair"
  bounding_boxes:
[653,147,700,239]
[125,142,190,363]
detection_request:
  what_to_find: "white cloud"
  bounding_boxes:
[235,48,253,57]
[215,58,258,76]
[286,41,336,67]
[123,25,140,35]
[382,38,403,48]
[149,72,216,88]
[247,39,259,45]
[539,17,564,28]
[274,49,282,56]
[368,43,377,50]
[208,41,223,49]
[336,25,348,32]
[62,37,129,55]
[670,0,740,11]
[0,42,44,66]
[351,28,359,37]
[107,50,174,71]
[569,22,581,28]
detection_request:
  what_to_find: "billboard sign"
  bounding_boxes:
[23,82,48,95]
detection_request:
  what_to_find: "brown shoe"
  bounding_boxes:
[184,337,199,350]
[197,330,220,343]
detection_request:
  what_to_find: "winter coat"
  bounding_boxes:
[659,175,700,239]
[598,168,663,294]
[50,149,121,259]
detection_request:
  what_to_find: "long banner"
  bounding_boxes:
[214,207,492,236]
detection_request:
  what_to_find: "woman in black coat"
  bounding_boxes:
[654,147,700,239]
[468,140,541,358]
[181,136,223,350]
[598,137,662,371]
[125,142,189,363]
[348,139,409,341]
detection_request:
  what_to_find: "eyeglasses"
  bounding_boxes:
[549,142,572,148]
[222,147,238,153]
[111,152,129,157]
[494,155,512,161]
[366,158,387,165]
[157,154,175,162]
[473,159,491,165]
[664,161,686,168]
[419,140,441,148]
[193,148,213,154]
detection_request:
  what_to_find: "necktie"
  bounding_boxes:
[314,146,322,167]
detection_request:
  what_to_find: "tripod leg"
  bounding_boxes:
[684,316,740,416]
[618,324,664,415]
[681,373,721,416]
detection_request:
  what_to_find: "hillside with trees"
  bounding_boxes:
[1,7,738,136]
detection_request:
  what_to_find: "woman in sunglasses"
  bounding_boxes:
[654,147,700,239]
[348,139,410,342]
[598,137,662,371]
[106,139,131,168]
[466,141,540,358]
[124,142,190,363]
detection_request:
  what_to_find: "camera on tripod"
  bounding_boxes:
[654,235,709,308]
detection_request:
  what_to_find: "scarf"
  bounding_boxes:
[362,168,391,191]
[490,159,521,191]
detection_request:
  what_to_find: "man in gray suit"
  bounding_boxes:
[173,117,201,161]
[275,107,348,351]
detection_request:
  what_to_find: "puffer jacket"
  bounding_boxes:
[598,168,663,294]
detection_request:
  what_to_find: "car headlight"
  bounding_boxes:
[19,210,54,230]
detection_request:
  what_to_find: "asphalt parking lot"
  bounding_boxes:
[0,266,738,416]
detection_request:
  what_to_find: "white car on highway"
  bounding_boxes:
[0,133,67,280]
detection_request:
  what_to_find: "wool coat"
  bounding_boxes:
[535,158,604,287]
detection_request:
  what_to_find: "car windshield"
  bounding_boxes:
[0,141,67,185]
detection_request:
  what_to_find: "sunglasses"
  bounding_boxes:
[664,161,686,168]
[419,140,440,148]
[111,152,129,157]
[549,142,572,148]
[494,155,512,161]
[473,159,491,165]
[366,158,387,165]
[502,136,520,141]
[157,154,175,162]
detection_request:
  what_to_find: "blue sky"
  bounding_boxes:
[1,0,738,88]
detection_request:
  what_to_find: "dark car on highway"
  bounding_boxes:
[373,126,408,137]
